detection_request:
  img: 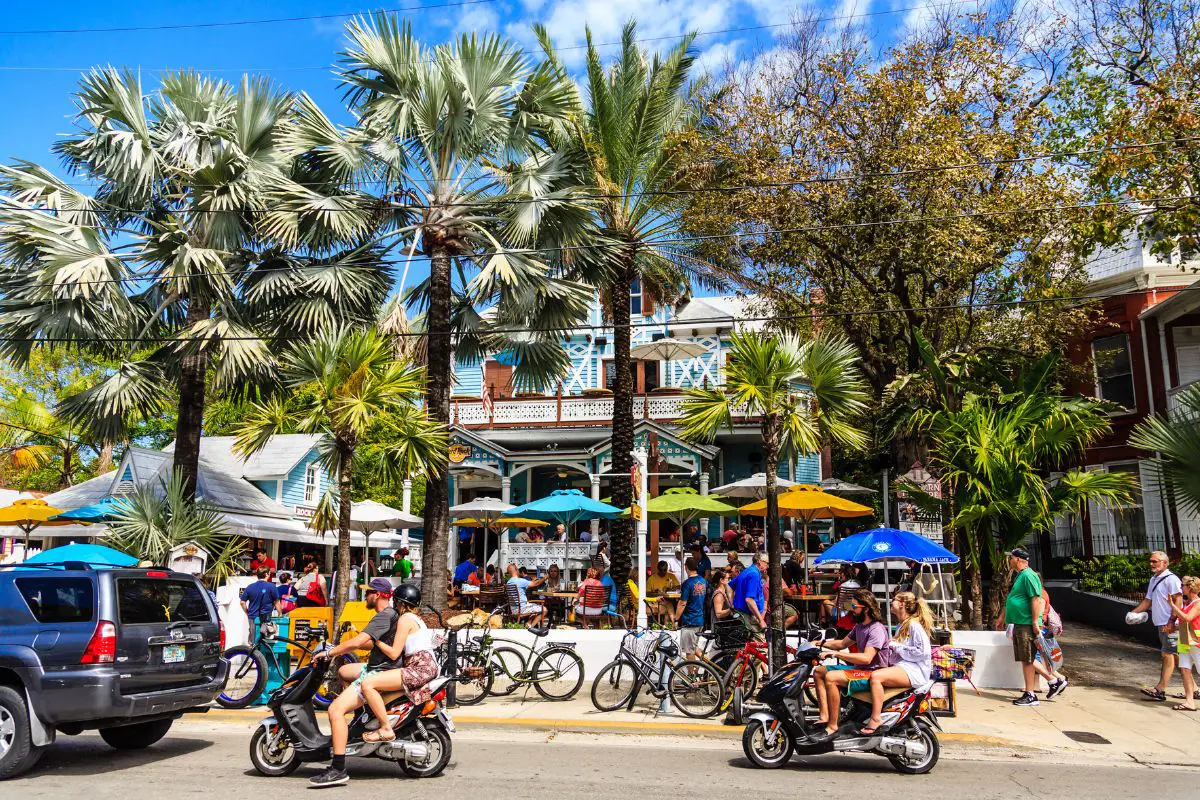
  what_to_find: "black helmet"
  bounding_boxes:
[394,582,421,609]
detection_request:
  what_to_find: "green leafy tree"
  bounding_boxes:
[327,14,596,608]
[0,69,387,500]
[679,331,868,663]
[235,326,446,621]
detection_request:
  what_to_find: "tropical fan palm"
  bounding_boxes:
[106,471,246,585]
[679,331,868,662]
[0,69,388,499]
[323,13,597,608]
[234,325,446,621]
[1130,385,1200,517]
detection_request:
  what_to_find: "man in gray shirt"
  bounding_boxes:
[1132,551,1183,702]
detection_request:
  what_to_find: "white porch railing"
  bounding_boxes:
[454,393,752,426]
[1168,379,1199,420]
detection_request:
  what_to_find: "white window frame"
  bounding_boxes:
[629,277,643,316]
[1105,461,1149,552]
[1091,333,1136,413]
[304,462,321,504]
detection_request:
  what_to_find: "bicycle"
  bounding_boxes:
[700,624,829,710]
[460,608,586,701]
[217,619,357,710]
[427,606,497,706]
[590,628,725,719]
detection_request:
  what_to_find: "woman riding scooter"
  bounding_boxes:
[358,583,439,744]
[859,592,934,735]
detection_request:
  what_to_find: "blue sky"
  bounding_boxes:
[0,0,953,294]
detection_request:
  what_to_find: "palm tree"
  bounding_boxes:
[234,326,446,621]
[0,396,56,485]
[679,331,868,660]
[907,347,1136,627]
[0,70,386,500]
[332,14,597,607]
[107,471,246,585]
[556,21,725,590]
[1130,385,1200,518]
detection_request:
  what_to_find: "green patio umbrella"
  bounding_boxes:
[618,487,738,528]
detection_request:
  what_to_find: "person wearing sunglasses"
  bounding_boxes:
[811,588,889,739]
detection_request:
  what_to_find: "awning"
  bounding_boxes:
[220,512,411,548]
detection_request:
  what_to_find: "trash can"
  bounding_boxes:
[253,615,293,705]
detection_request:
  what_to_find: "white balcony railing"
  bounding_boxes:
[1168,379,1200,420]
[453,392,752,426]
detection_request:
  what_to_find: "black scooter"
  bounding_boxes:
[737,639,941,774]
[249,662,455,779]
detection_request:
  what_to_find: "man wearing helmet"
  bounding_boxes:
[310,578,432,788]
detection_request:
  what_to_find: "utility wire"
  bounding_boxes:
[0,193,1187,289]
[28,136,1200,211]
[0,283,1197,345]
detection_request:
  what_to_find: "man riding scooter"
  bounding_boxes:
[309,578,404,788]
[811,588,889,739]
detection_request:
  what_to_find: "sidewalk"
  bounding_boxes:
[201,683,1200,765]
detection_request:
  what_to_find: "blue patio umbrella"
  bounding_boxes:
[504,489,622,572]
[814,526,959,565]
[50,497,132,523]
[25,542,138,567]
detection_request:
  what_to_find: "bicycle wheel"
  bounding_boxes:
[667,659,724,719]
[590,659,640,712]
[488,646,527,696]
[531,647,585,701]
[725,656,758,704]
[312,654,358,710]
[218,645,267,709]
[452,647,495,706]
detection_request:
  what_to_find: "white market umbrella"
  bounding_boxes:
[349,500,421,579]
[449,497,516,574]
[630,338,707,389]
[818,477,878,495]
[710,472,799,499]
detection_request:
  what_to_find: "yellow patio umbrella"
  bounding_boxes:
[454,517,548,528]
[0,498,83,557]
[740,485,873,583]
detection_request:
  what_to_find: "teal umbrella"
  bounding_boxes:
[505,489,622,572]
[25,542,138,567]
[50,497,132,523]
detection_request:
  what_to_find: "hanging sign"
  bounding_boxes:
[448,444,471,464]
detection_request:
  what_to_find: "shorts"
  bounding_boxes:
[1180,650,1200,671]
[1012,626,1036,664]
[518,603,542,616]
[1160,629,1180,654]
[679,626,700,654]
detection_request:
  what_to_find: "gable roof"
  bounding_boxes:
[162,434,322,479]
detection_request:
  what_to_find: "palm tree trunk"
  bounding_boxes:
[95,440,115,475]
[763,413,784,669]
[608,259,635,600]
[334,438,355,625]
[421,244,453,611]
[173,297,211,500]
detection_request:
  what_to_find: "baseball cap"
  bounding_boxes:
[1009,547,1030,560]
[363,577,394,596]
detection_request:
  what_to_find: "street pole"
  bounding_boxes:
[632,448,649,630]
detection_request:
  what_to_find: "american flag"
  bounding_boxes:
[481,383,494,417]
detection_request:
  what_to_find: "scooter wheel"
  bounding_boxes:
[399,726,452,778]
[250,724,301,777]
[888,719,940,775]
[741,719,793,768]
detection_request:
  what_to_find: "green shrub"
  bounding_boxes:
[1065,553,1200,595]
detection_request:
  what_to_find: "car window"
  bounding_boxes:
[117,579,210,624]
[15,577,95,623]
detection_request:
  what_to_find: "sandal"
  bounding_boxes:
[1171,690,1200,700]
[1141,688,1167,701]
[1172,703,1197,712]
[363,727,396,743]
[857,723,883,736]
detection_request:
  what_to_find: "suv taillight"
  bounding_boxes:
[82,620,117,664]
[219,621,226,651]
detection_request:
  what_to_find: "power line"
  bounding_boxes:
[29,136,1200,212]
[0,193,1187,289]
[1,282,1198,345]
[0,0,501,35]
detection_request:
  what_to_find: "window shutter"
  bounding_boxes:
[1139,459,1167,552]
[643,289,655,316]
[1176,326,1200,386]
[1086,465,1114,555]
[1050,472,1072,548]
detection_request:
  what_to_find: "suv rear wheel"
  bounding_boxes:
[99,719,174,750]
[0,685,43,780]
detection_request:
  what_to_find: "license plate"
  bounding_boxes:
[163,644,186,664]
[438,709,456,733]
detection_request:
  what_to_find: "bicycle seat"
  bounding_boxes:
[527,625,550,637]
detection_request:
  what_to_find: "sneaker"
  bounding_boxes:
[1013,692,1040,707]
[308,767,349,788]
[1047,678,1068,700]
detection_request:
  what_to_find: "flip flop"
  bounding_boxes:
[1141,688,1167,701]
[1172,703,1197,712]
[857,724,883,736]
[1171,690,1200,700]
[363,728,396,743]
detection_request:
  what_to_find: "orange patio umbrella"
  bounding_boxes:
[0,498,83,558]
[740,485,873,582]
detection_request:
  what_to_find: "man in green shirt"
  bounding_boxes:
[996,547,1044,707]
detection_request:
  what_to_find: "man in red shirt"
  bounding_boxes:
[249,548,276,574]
[721,523,739,548]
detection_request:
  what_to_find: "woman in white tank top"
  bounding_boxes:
[360,585,440,743]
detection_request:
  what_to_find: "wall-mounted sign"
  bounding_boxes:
[449,444,472,464]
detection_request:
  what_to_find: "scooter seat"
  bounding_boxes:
[849,687,909,703]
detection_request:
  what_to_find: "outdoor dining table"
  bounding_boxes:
[783,593,833,627]
[533,591,579,624]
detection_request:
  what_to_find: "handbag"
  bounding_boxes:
[931,646,978,693]
[1035,635,1064,670]
[1045,604,1064,637]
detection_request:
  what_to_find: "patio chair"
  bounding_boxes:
[504,583,545,626]
[577,584,624,629]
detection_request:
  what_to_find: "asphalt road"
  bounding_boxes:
[10,719,1197,799]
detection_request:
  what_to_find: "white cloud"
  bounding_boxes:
[695,40,741,78]
[457,4,502,35]
[741,0,813,29]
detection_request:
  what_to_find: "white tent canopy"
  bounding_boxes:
[710,472,799,499]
